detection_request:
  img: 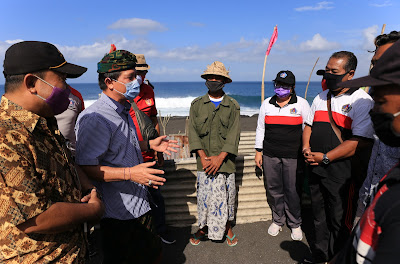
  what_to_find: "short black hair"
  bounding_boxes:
[375,31,400,47]
[4,70,46,93]
[98,71,122,91]
[330,51,357,72]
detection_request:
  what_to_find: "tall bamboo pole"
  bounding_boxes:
[365,24,386,93]
[304,57,319,99]
[261,25,277,103]
[261,54,269,103]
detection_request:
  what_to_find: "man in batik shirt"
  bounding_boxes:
[0,41,104,263]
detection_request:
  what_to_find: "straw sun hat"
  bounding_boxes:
[134,54,150,71]
[201,61,232,83]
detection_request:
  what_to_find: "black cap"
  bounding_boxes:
[3,41,87,78]
[339,39,400,88]
[273,70,295,86]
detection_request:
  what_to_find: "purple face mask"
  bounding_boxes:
[34,75,71,115]
[274,87,291,98]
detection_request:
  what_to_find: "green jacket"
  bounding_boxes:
[188,94,240,173]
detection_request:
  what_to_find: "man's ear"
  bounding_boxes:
[347,70,355,80]
[104,77,114,90]
[24,74,38,93]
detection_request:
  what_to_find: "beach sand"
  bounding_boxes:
[162,114,259,135]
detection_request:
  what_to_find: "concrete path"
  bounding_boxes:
[161,204,314,264]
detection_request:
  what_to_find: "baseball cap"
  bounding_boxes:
[273,70,295,86]
[3,41,87,78]
[339,39,400,88]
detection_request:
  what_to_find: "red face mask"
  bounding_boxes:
[321,78,328,91]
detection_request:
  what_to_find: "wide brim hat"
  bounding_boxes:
[201,61,232,83]
[273,70,295,86]
[3,41,87,78]
[134,54,150,71]
[339,39,400,88]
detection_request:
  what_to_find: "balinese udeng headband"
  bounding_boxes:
[97,50,137,73]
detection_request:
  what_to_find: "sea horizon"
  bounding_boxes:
[0,81,323,117]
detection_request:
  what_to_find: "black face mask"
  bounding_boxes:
[323,72,348,91]
[370,110,400,147]
[205,80,225,93]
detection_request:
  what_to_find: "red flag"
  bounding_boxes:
[266,26,278,56]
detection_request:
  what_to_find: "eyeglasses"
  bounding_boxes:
[274,82,292,89]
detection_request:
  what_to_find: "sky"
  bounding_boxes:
[0,0,399,83]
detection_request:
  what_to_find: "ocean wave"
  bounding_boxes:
[84,96,259,117]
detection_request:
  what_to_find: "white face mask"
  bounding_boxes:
[113,78,141,101]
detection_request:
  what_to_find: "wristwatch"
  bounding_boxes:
[322,154,330,165]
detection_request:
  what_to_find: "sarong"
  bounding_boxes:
[196,171,236,240]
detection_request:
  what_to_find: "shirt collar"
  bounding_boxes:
[1,96,42,133]
[202,93,230,106]
[269,93,297,107]
[100,93,131,115]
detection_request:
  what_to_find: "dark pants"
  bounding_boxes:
[308,171,353,262]
[100,213,162,264]
[148,187,167,234]
[262,155,302,228]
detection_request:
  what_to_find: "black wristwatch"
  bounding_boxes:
[322,154,330,165]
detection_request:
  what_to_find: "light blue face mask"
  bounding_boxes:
[113,78,141,101]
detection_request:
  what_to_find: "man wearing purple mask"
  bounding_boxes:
[0,41,104,263]
[255,70,310,241]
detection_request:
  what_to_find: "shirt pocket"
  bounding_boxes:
[194,114,209,138]
[219,114,230,139]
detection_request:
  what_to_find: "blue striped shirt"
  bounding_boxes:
[75,93,150,220]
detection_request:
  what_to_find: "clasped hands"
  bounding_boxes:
[303,148,324,165]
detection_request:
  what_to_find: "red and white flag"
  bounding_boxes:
[266,26,278,56]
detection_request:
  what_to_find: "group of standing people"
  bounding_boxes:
[0,29,399,264]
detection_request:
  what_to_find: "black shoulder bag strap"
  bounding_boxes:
[327,91,344,143]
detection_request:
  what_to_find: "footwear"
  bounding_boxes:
[268,222,282,236]
[160,232,176,244]
[226,234,238,247]
[291,226,303,241]
[189,232,206,246]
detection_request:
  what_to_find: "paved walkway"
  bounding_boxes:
[161,204,314,264]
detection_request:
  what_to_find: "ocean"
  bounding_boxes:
[0,81,322,116]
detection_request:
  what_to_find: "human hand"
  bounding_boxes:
[255,151,263,169]
[306,152,323,166]
[204,155,225,175]
[129,161,166,189]
[149,136,179,155]
[81,188,105,220]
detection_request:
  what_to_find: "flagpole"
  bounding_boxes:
[261,25,277,103]
[304,57,319,99]
[261,54,268,103]
[365,23,386,93]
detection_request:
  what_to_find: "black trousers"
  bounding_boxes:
[148,187,167,234]
[308,171,353,262]
[100,213,162,264]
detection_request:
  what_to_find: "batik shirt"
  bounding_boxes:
[0,96,85,264]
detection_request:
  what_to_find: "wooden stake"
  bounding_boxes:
[305,57,319,99]
[261,54,268,103]
[365,24,386,93]
[261,25,277,103]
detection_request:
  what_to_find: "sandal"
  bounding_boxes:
[226,234,238,247]
[190,232,207,246]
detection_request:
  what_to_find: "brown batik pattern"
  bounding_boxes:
[0,96,85,263]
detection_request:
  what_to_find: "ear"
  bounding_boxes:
[104,77,114,90]
[347,70,355,80]
[24,74,38,93]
